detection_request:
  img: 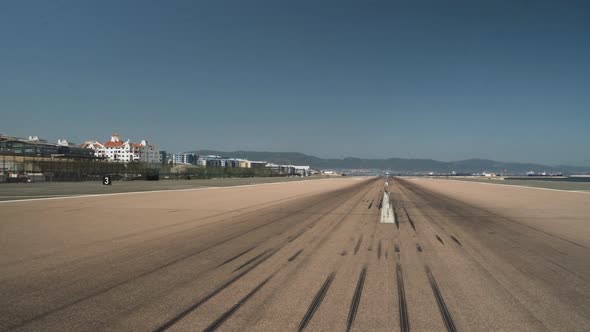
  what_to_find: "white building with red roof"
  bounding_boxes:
[81,134,160,163]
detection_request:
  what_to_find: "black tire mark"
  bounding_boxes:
[288,249,304,262]
[425,266,457,332]
[298,272,336,331]
[288,229,307,242]
[203,275,273,332]
[354,235,364,255]
[346,266,367,332]
[233,249,272,272]
[368,202,373,209]
[385,250,389,259]
[216,246,257,268]
[436,235,445,245]
[450,236,462,246]
[394,244,400,253]
[396,263,410,332]
[403,208,416,231]
[378,240,382,259]
[341,250,348,256]
[416,243,423,252]
[393,208,399,229]
[155,250,276,331]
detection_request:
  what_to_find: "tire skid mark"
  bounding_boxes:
[436,235,445,245]
[233,249,272,272]
[298,272,336,332]
[368,202,373,209]
[346,266,367,332]
[403,207,416,231]
[288,249,304,262]
[202,274,274,332]
[450,236,462,246]
[394,244,400,253]
[155,249,276,331]
[378,240,382,259]
[354,235,364,255]
[416,243,423,252]
[288,229,307,243]
[425,265,457,332]
[396,263,410,332]
[216,246,257,268]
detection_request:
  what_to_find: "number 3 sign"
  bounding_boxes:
[102,175,111,185]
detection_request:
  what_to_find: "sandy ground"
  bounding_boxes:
[1,176,588,331]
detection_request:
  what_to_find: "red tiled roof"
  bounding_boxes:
[104,140,124,147]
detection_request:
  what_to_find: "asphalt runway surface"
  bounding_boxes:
[0,177,326,201]
[1,177,589,331]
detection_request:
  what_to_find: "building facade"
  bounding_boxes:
[81,134,161,163]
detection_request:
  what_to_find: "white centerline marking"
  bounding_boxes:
[380,191,395,224]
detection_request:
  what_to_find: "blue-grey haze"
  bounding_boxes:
[1,1,589,165]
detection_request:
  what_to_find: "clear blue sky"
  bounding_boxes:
[1,1,589,165]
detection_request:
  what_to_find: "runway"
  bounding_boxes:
[1,177,589,331]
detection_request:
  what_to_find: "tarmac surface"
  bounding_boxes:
[1,176,589,331]
[0,177,326,201]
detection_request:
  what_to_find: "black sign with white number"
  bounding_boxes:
[102,175,111,185]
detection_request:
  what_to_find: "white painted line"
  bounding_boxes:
[419,178,590,194]
[0,177,368,204]
[380,192,395,224]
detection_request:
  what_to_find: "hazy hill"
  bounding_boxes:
[187,150,590,174]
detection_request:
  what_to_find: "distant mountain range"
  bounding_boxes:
[187,150,590,175]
